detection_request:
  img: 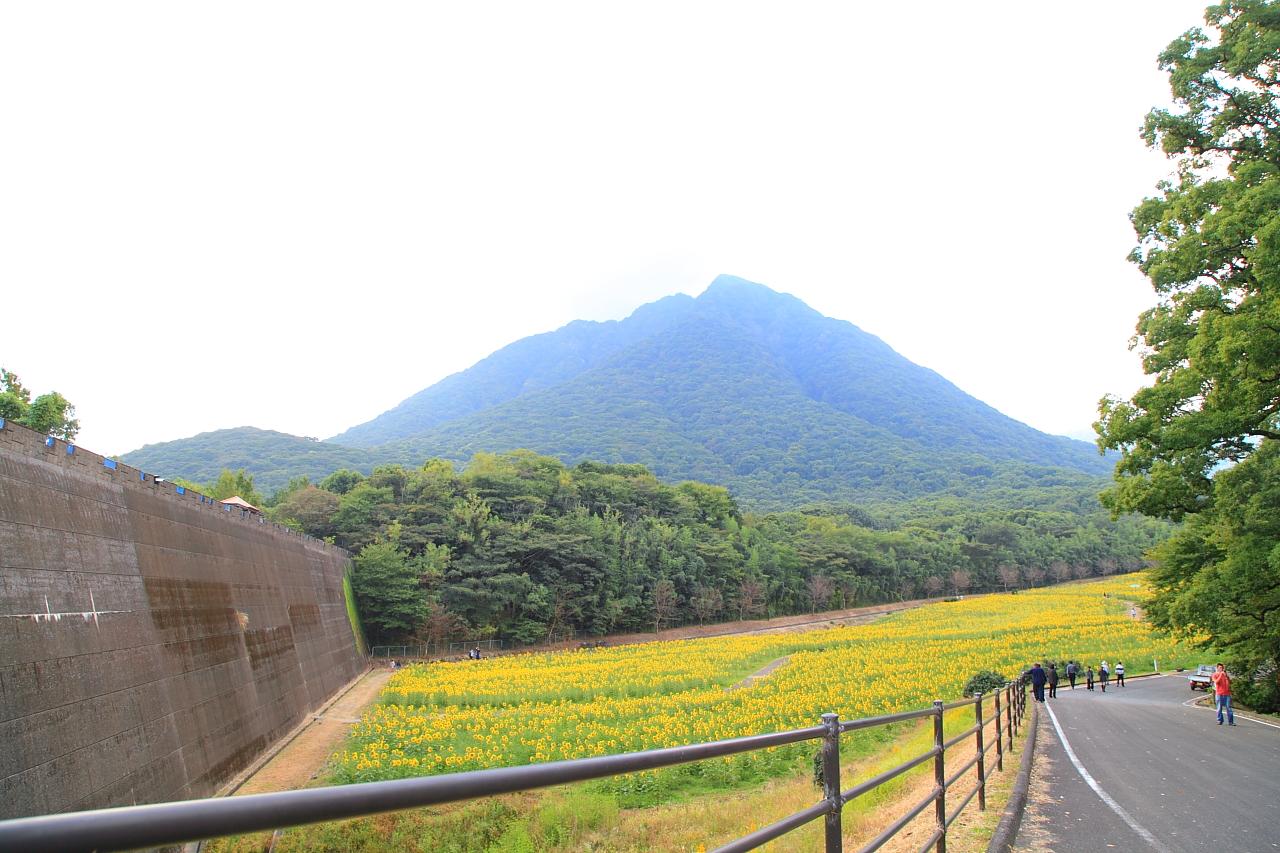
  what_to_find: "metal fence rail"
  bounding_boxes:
[371,638,508,658]
[0,679,1027,853]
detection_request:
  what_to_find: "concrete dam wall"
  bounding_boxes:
[0,420,365,819]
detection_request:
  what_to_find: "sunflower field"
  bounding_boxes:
[332,576,1199,798]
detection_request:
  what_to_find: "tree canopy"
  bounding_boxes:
[270,451,1164,647]
[203,468,264,507]
[0,368,79,440]
[1096,0,1280,709]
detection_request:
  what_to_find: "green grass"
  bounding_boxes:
[343,570,368,657]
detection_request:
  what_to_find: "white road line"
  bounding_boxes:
[1181,695,1280,729]
[1043,701,1173,853]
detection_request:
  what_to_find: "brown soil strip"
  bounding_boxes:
[232,669,393,796]
[420,598,936,663]
[568,599,931,646]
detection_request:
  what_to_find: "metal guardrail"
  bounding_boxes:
[371,639,507,658]
[0,679,1028,853]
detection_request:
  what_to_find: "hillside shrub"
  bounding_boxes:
[963,670,1007,697]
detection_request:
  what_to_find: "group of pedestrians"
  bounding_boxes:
[1028,659,1126,702]
[1026,661,1239,728]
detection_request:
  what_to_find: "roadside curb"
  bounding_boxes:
[987,700,1039,853]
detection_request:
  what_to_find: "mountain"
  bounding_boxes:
[331,292,698,447]
[123,427,376,489]
[123,276,1111,504]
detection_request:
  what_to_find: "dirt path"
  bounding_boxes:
[231,668,393,796]
[731,656,791,689]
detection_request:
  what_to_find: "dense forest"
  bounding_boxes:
[233,451,1166,646]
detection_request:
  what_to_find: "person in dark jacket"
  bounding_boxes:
[1086,665,1095,691]
[1047,663,1060,699]
[1030,663,1047,702]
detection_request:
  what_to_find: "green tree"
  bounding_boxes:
[0,369,29,422]
[1097,1,1280,517]
[351,522,430,643]
[332,483,395,551]
[1,368,79,440]
[204,468,264,507]
[320,468,365,495]
[265,475,311,507]
[1096,1,1280,707]
[270,485,340,537]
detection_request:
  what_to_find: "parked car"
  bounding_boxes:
[1187,664,1216,691]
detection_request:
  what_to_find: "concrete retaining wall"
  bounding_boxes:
[0,419,364,819]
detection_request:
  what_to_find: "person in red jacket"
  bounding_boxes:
[1212,663,1235,726]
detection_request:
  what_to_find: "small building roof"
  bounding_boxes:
[220,496,261,512]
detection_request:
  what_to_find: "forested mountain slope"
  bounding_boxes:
[331,292,699,447]
[123,427,376,488]
[124,276,1109,505]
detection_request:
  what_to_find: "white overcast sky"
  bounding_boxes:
[2,1,1211,456]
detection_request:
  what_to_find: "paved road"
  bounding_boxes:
[1015,674,1280,853]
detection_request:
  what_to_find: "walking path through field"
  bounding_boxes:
[1014,674,1280,853]
[731,656,791,689]
[231,668,392,796]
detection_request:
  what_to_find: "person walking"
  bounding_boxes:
[1030,662,1047,703]
[1116,661,1126,687]
[1099,660,1110,692]
[1211,663,1235,725]
[1086,665,1095,691]
[1067,660,1078,690]
[1047,663,1059,699]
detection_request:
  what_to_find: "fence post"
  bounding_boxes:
[821,712,842,853]
[974,694,986,811]
[933,699,946,853]
[1006,682,1015,750]
[1014,680,1021,735]
[994,688,1003,773]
